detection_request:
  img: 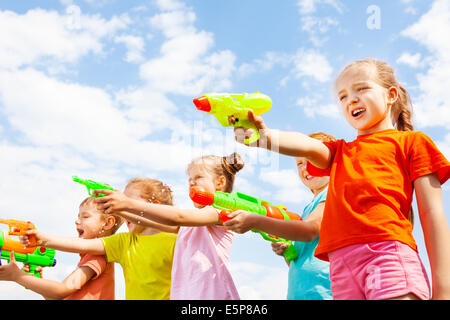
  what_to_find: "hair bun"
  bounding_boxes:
[222,152,244,175]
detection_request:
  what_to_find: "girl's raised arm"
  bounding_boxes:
[94,189,221,227]
[414,173,450,299]
[224,202,324,242]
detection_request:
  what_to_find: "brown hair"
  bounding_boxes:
[79,197,124,235]
[125,177,174,206]
[188,152,245,193]
[337,58,414,131]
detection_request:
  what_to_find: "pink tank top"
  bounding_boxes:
[170,225,240,300]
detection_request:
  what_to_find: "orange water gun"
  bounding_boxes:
[0,219,57,278]
[0,219,37,248]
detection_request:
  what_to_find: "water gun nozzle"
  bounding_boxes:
[189,186,214,206]
[193,96,211,112]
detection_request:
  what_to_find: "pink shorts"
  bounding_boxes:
[328,240,430,300]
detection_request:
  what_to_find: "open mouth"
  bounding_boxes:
[304,174,315,181]
[351,108,366,118]
[77,228,84,237]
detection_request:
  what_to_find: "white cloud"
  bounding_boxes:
[0,67,220,182]
[0,68,137,151]
[396,52,423,68]
[292,48,333,82]
[231,262,288,299]
[259,169,312,205]
[436,133,450,161]
[155,0,187,12]
[297,0,344,15]
[138,5,236,95]
[400,0,450,129]
[114,35,145,63]
[300,16,339,46]
[405,6,418,15]
[0,7,130,70]
[296,0,344,46]
[237,48,332,85]
[238,51,292,76]
[296,96,341,119]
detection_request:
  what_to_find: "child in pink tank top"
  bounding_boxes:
[94,152,245,299]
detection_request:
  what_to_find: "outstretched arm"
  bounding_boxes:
[224,202,324,242]
[0,252,96,300]
[414,173,450,300]
[22,230,106,255]
[118,211,179,233]
[94,189,220,227]
[233,110,332,169]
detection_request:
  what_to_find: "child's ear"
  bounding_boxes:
[103,216,117,231]
[387,86,399,106]
[215,175,227,191]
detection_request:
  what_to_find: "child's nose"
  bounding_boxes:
[348,95,360,107]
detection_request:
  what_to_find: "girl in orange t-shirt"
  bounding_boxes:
[0,197,122,300]
[232,58,450,300]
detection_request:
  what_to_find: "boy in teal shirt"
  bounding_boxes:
[284,186,330,299]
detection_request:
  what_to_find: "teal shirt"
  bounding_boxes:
[287,187,332,300]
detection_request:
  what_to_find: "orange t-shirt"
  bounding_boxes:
[64,254,115,300]
[307,129,450,261]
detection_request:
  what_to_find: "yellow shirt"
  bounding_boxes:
[101,232,177,300]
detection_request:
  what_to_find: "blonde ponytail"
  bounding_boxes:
[394,84,414,131]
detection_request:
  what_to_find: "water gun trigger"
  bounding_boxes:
[219,210,233,223]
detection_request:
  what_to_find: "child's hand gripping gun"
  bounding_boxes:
[72,175,114,198]
[189,187,301,261]
[193,92,272,145]
[0,219,57,278]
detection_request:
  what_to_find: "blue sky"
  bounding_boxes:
[0,0,449,299]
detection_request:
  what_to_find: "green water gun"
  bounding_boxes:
[193,92,272,145]
[0,230,56,278]
[189,186,302,261]
[72,175,114,198]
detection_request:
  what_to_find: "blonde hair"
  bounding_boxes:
[338,59,415,225]
[308,132,336,143]
[337,58,414,131]
[125,177,173,206]
[79,197,124,235]
[188,152,245,193]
